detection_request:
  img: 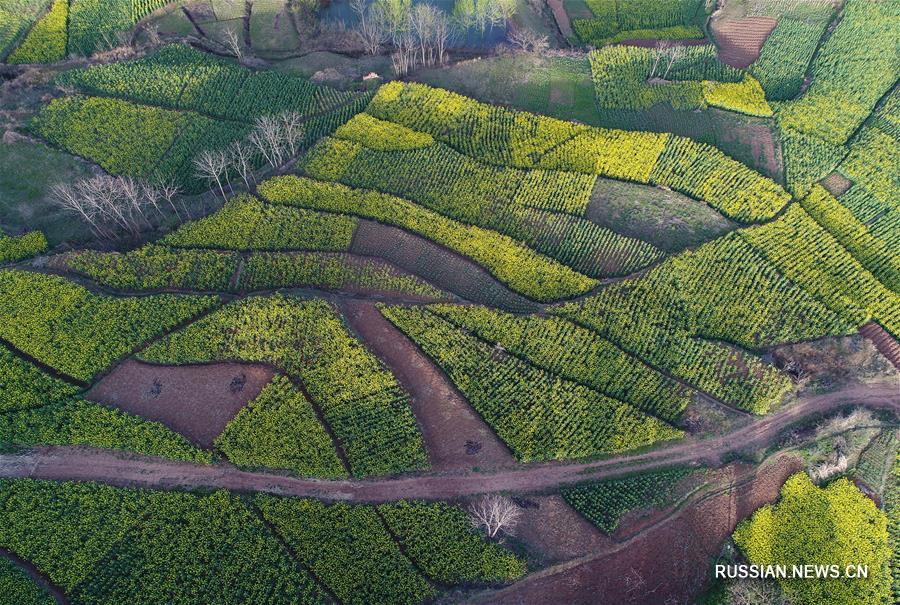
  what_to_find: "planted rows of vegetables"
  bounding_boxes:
[573,0,705,46]
[0,480,525,604]
[304,129,663,278]
[424,303,693,424]
[138,295,429,476]
[562,467,696,534]
[259,175,599,302]
[380,304,683,463]
[554,232,849,413]
[365,82,790,222]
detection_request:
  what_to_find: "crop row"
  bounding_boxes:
[0,269,217,381]
[0,231,47,264]
[0,0,49,60]
[30,95,250,191]
[553,232,849,413]
[775,0,900,146]
[57,44,355,123]
[303,132,663,277]
[259,175,598,301]
[0,398,213,463]
[777,125,846,195]
[574,0,704,46]
[838,88,899,209]
[366,82,789,222]
[0,480,526,604]
[562,467,695,533]
[854,430,898,497]
[425,304,693,423]
[800,186,899,293]
[162,194,357,252]
[749,14,832,101]
[139,295,428,476]
[589,45,744,112]
[60,244,446,298]
[215,374,348,477]
[0,556,54,605]
[67,0,169,57]
[739,203,900,336]
[6,0,66,64]
[0,342,79,413]
[381,305,683,462]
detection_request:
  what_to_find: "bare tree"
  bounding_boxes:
[229,140,256,190]
[194,149,230,200]
[649,40,674,79]
[727,579,790,605]
[50,182,111,240]
[352,0,388,55]
[278,111,306,158]
[468,494,521,539]
[410,4,438,66]
[433,10,453,65]
[155,178,184,220]
[507,28,548,54]
[662,46,685,80]
[222,27,244,62]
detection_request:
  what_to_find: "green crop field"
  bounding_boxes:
[0,6,896,604]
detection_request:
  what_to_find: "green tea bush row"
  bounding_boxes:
[215,374,347,477]
[0,270,217,381]
[259,175,598,301]
[139,295,428,476]
[381,305,683,462]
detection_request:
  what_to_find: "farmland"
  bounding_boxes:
[0,3,898,605]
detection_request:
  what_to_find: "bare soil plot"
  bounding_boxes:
[339,300,515,471]
[821,171,853,196]
[350,220,539,313]
[712,16,778,68]
[512,495,613,564]
[476,456,802,604]
[547,0,574,39]
[87,360,274,448]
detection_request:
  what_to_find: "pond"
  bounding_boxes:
[319,0,509,48]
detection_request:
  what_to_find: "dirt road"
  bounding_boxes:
[0,382,895,501]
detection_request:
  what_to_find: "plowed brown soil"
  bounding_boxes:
[87,360,274,448]
[712,17,778,68]
[860,322,900,370]
[339,300,515,471]
[470,456,802,605]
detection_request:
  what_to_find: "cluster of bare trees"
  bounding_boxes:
[353,0,455,75]
[195,110,307,201]
[51,175,183,240]
[51,110,307,240]
[507,28,549,54]
[648,41,685,81]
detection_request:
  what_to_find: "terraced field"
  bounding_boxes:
[1,4,897,604]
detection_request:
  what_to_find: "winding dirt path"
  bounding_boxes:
[467,455,803,604]
[339,300,515,471]
[0,383,896,501]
